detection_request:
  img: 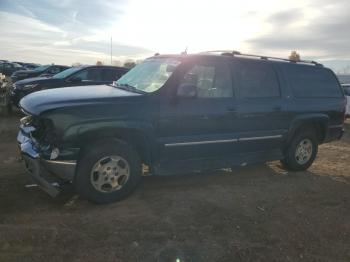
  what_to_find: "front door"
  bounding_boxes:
[157,57,239,161]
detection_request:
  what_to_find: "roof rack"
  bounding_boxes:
[200,50,323,67]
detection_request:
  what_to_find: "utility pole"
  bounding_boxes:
[110,37,113,65]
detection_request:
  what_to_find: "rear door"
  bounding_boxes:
[232,59,289,153]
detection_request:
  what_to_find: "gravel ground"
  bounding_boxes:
[0,115,349,262]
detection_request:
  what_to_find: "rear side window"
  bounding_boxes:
[73,68,101,81]
[284,66,342,98]
[101,68,124,81]
[235,61,280,98]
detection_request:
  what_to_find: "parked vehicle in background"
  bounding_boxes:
[23,63,40,70]
[11,64,69,82]
[10,65,129,106]
[12,62,40,70]
[342,84,350,117]
[337,74,350,84]
[17,51,346,203]
[0,74,13,114]
[0,62,25,77]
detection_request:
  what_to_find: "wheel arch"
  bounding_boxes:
[286,114,329,145]
[75,123,156,167]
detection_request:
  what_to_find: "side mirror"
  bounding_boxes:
[69,76,82,83]
[177,83,197,98]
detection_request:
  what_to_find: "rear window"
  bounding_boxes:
[284,65,342,98]
[235,60,280,98]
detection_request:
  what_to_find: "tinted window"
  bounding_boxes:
[343,86,350,96]
[180,62,233,98]
[101,68,122,81]
[73,68,101,81]
[284,65,342,98]
[235,61,280,98]
[47,66,61,74]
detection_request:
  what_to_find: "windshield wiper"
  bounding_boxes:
[112,83,147,94]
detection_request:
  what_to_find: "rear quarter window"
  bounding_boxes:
[283,65,342,98]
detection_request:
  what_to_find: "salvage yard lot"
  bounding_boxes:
[0,115,349,262]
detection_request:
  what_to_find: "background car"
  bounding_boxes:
[12,62,40,70]
[10,64,69,82]
[0,62,26,77]
[10,65,129,106]
[342,84,350,117]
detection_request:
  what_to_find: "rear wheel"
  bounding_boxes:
[281,130,318,171]
[75,140,142,204]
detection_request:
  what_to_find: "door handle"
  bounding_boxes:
[227,107,237,113]
[273,106,282,111]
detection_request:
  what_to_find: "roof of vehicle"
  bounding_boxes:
[151,51,324,68]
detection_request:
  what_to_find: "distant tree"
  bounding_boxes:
[72,62,82,67]
[135,59,144,65]
[289,51,301,62]
[123,59,136,68]
[112,60,122,67]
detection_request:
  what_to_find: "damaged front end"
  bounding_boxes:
[17,114,76,197]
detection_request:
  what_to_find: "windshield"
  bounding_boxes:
[52,67,82,79]
[34,65,50,72]
[114,58,181,93]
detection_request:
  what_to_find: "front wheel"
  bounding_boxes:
[281,130,318,171]
[75,140,142,204]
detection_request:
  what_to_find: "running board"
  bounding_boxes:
[153,150,283,176]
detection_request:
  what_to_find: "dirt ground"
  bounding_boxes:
[0,113,349,262]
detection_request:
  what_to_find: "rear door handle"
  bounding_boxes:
[273,106,282,111]
[227,107,237,113]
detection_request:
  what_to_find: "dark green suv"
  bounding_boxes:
[17,52,346,203]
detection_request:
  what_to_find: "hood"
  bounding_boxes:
[20,84,141,115]
[14,76,53,87]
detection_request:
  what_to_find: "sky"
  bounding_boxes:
[0,0,350,72]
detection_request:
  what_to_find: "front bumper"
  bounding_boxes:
[17,125,76,197]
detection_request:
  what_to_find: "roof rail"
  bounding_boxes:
[201,50,241,55]
[200,50,323,67]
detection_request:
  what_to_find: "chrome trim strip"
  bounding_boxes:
[43,160,77,165]
[165,138,238,147]
[164,135,283,147]
[239,135,283,141]
[329,124,343,129]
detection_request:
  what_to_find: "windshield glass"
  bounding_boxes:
[52,67,82,79]
[33,65,50,72]
[114,58,181,93]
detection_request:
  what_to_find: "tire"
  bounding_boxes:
[75,140,142,204]
[281,129,318,171]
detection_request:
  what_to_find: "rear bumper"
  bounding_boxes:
[17,125,76,197]
[324,124,344,142]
